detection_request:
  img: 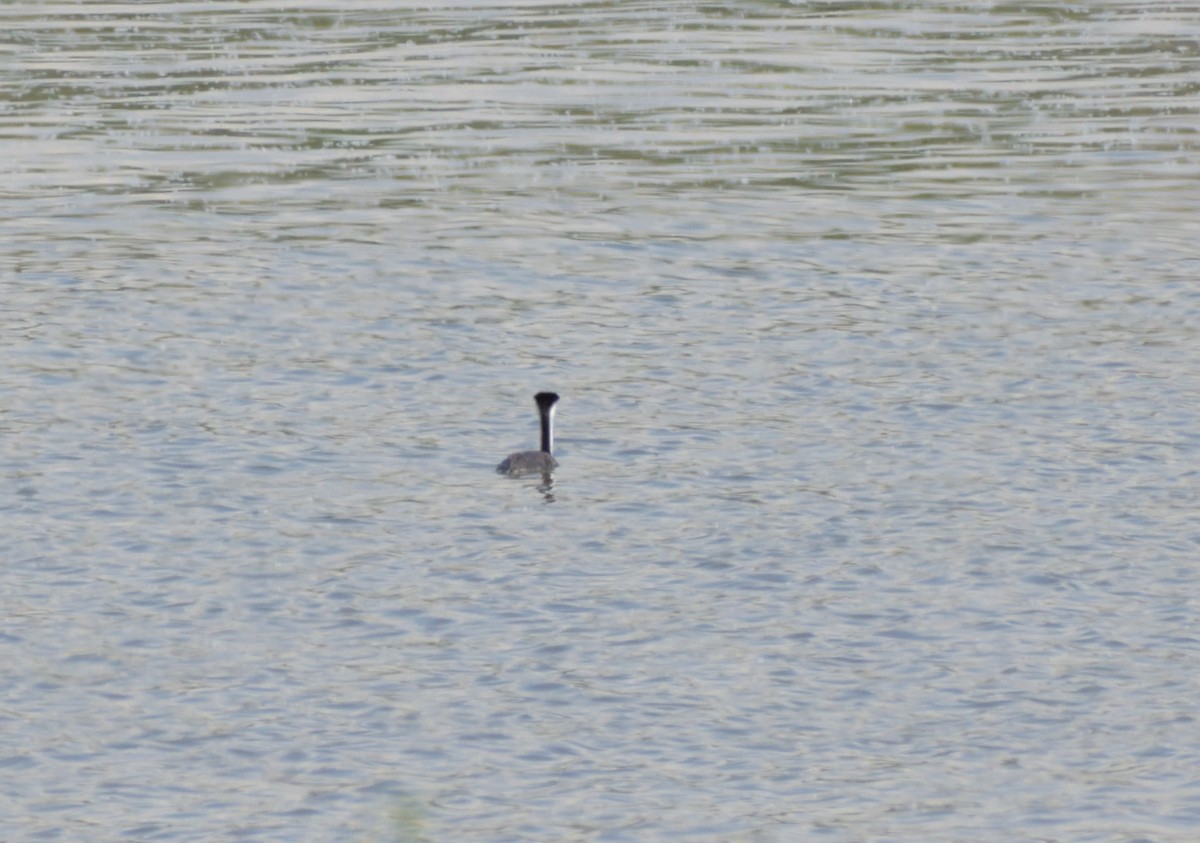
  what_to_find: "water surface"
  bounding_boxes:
[3,2,1200,841]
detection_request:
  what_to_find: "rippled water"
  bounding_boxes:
[3,2,1200,841]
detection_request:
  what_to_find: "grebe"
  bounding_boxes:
[496,392,560,476]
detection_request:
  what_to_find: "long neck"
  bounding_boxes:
[539,405,555,454]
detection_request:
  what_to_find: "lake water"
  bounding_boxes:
[3,2,1200,841]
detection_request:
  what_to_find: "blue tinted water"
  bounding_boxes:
[2,2,1200,841]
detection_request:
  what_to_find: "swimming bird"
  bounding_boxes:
[496,392,560,476]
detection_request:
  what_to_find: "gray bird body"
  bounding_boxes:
[496,450,558,476]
